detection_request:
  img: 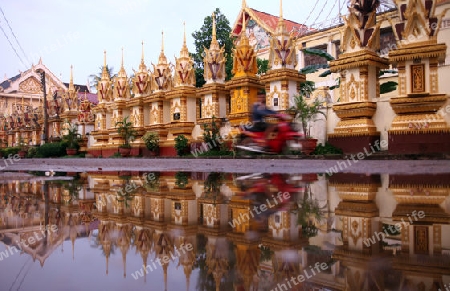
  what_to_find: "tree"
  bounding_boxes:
[88,65,116,93]
[191,8,234,87]
[257,58,269,75]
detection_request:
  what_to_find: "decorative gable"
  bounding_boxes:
[19,77,42,94]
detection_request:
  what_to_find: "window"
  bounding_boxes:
[173,112,180,120]
[304,45,328,67]
[175,202,181,210]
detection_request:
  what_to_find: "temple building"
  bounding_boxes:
[0,0,449,155]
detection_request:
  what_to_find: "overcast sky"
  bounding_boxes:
[0,0,345,86]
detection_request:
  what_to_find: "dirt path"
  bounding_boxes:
[4,158,450,174]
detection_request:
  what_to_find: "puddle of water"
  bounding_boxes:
[0,171,449,290]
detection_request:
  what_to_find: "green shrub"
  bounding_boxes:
[312,142,343,155]
[1,147,20,157]
[174,135,189,156]
[36,142,67,158]
[142,131,159,152]
[27,147,38,158]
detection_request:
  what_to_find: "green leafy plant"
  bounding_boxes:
[203,172,224,202]
[203,116,223,152]
[312,142,343,155]
[141,131,159,152]
[175,172,189,188]
[35,142,67,158]
[1,146,20,157]
[27,146,38,158]
[64,176,82,204]
[62,120,81,150]
[115,116,136,149]
[116,176,136,208]
[289,93,326,137]
[174,134,189,156]
[297,184,326,238]
[142,172,160,191]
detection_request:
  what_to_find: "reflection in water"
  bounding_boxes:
[0,171,449,290]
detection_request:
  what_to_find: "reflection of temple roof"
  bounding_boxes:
[0,225,90,267]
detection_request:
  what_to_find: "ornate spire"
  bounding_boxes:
[279,0,283,19]
[174,22,195,86]
[133,41,151,96]
[151,30,173,91]
[113,47,130,100]
[158,31,168,65]
[210,12,220,50]
[117,47,126,78]
[141,41,145,63]
[231,11,257,76]
[101,50,110,80]
[98,50,113,103]
[203,11,226,83]
[268,0,296,69]
[179,22,190,59]
[68,65,75,92]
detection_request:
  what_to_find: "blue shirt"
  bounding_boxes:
[252,102,277,123]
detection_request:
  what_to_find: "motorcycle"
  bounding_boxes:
[234,113,304,155]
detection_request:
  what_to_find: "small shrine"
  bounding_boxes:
[388,0,450,153]
[225,8,264,126]
[165,24,197,141]
[196,12,229,127]
[328,0,390,153]
[260,1,305,111]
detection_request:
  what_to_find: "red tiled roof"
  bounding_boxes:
[232,8,311,37]
[250,8,308,34]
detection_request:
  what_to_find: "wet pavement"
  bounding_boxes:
[4,157,450,174]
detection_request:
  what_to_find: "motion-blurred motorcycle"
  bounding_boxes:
[234,113,303,155]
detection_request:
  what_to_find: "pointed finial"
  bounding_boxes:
[103,50,107,67]
[70,65,73,83]
[242,11,246,32]
[212,12,217,41]
[280,0,283,19]
[141,41,145,62]
[121,47,124,68]
[161,31,164,52]
[242,0,246,8]
[38,57,43,65]
[183,21,186,46]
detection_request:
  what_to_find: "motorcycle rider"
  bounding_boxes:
[251,94,277,149]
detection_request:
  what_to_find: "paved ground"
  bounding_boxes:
[3,157,450,174]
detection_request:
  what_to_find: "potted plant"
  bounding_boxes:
[63,121,81,156]
[141,131,159,156]
[18,137,28,158]
[289,91,326,155]
[116,116,136,157]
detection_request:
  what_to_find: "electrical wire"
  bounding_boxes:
[322,0,339,23]
[309,0,330,27]
[303,0,321,25]
[0,22,27,68]
[0,6,29,64]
